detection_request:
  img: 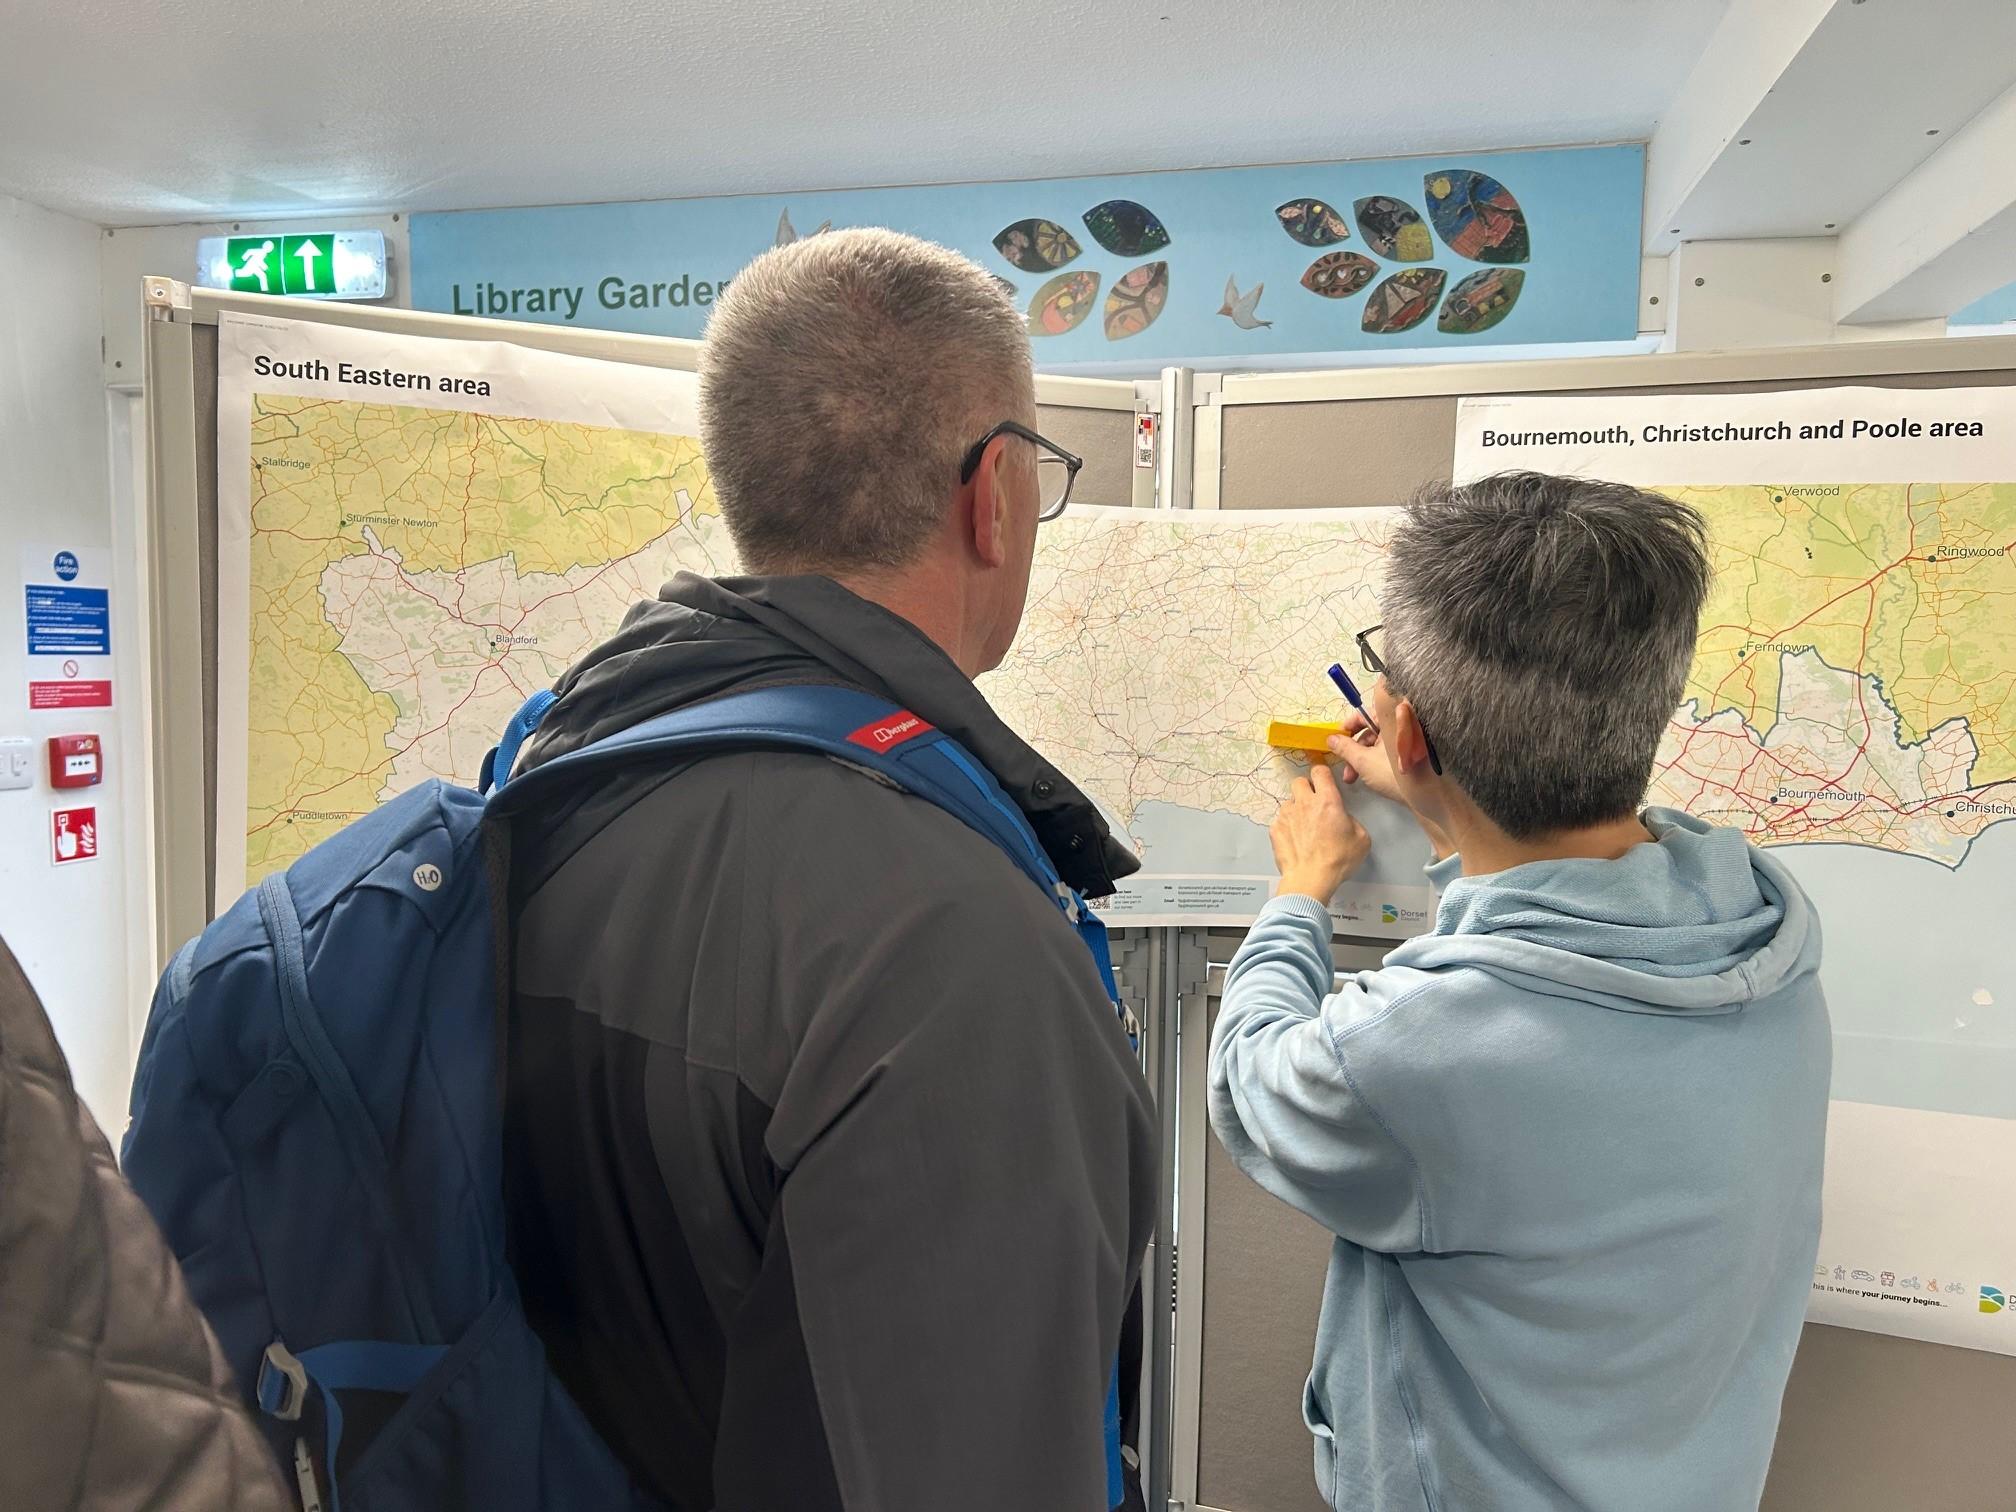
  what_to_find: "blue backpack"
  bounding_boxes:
[124,684,1133,1512]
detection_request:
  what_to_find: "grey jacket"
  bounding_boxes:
[501,572,1158,1511]
[0,935,290,1512]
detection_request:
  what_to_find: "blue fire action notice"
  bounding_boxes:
[25,583,110,656]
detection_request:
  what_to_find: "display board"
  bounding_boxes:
[212,313,721,902]
[1178,338,2016,1512]
[1457,386,2016,1353]
[140,284,1141,947]
[192,300,1451,943]
[198,306,1439,938]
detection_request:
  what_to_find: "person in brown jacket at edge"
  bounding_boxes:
[0,932,290,1512]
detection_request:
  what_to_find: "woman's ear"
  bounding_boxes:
[1391,697,1434,775]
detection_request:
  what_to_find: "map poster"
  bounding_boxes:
[1455,387,2016,1353]
[981,506,1437,937]
[215,313,729,906]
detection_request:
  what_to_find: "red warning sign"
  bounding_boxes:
[51,806,98,865]
[30,680,112,709]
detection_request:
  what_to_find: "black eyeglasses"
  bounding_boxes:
[1355,624,1444,776]
[959,420,1082,522]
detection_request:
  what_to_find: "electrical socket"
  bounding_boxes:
[0,737,32,791]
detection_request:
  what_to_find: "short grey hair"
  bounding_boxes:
[698,228,1035,574]
[1381,472,1711,839]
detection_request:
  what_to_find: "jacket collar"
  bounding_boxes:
[529,572,1140,897]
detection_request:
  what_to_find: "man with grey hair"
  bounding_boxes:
[1210,473,1830,1512]
[501,230,1155,1510]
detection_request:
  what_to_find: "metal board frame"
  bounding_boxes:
[1170,331,2016,1512]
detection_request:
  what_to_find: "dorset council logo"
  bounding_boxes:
[53,550,79,582]
[1381,903,1400,924]
[1982,1286,2005,1315]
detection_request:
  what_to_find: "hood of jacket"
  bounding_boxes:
[518,571,1140,897]
[1384,808,1821,1016]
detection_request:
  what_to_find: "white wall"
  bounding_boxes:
[0,191,131,1130]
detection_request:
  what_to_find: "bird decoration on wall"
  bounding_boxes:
[1219,275,1271,330]
[775,209,833,248]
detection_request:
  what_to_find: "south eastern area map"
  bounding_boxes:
[242,393,733,881]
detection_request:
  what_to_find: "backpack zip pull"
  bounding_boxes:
[292,1437,325,1512]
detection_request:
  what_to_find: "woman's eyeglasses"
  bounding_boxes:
[1353,623,1443,776]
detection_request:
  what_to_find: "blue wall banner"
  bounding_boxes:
[1951,278,2016,328]
[411,146,1643,367]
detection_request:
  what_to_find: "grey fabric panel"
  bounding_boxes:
[1206,927,1387,974]
[1196,994,1332,1512]
[196,322,219,903]
[1038,402,1134,508]
[1762,1325,2016,1512]
[1222,397,1455,510]
[1218,368,2016,511]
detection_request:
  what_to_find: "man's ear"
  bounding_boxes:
[1391,697,1435,776]
[964,433,1011,569]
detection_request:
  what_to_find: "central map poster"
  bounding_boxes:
[980,507,1436,935]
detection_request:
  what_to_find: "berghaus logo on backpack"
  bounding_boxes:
[847,710,934,751]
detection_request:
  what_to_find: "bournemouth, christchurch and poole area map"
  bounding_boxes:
[1651,481,2014,866]
[1455,389,2016,1355]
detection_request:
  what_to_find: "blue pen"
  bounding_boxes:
[1327,662,1379,739]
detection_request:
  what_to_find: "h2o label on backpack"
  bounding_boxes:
[412,863,444,892]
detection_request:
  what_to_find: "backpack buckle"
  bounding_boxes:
[1054,882,1082,923]
[257,1340,309,1421]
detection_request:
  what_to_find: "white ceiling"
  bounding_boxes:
[0,0,1730,227]
[1648,0,2016,250]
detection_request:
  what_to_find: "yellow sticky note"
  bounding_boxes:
[1264,719,1345,753]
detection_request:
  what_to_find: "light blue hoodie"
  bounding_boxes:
[1209,809,1831,1512]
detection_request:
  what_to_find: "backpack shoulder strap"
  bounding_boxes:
[488,685,1065,904]
[478,689,556,795]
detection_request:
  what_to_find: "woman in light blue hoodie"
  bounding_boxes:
[1209,473,1831,1512]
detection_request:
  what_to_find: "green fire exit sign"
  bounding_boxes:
[225,235,332,294]
[198,231,388,301]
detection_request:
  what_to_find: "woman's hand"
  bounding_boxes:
[1325,714,1402,803]
[1325,713,1457,861]
[1271,761,1371,902]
